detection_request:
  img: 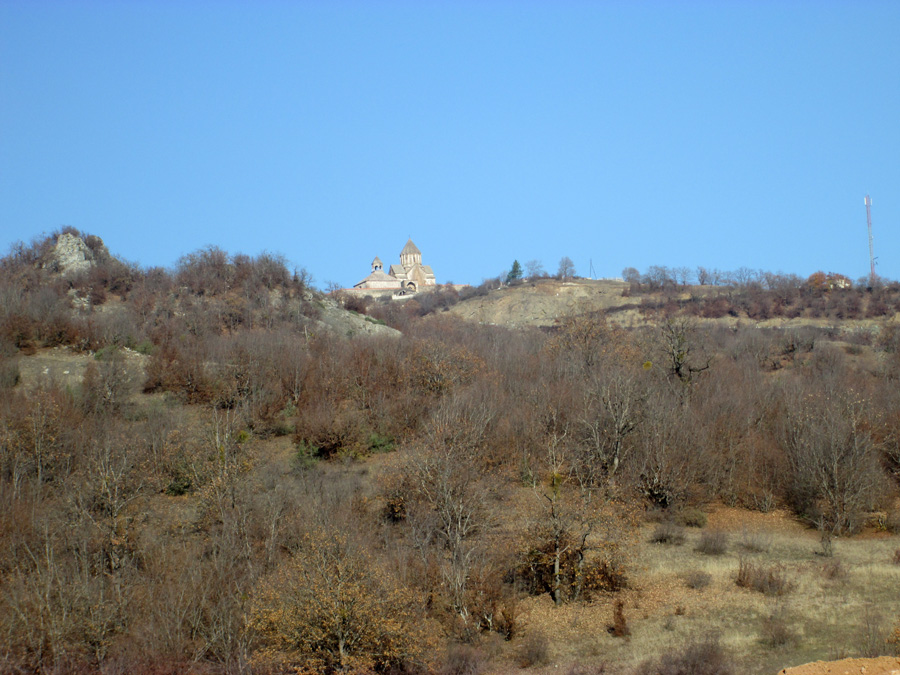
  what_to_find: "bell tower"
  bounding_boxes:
[399,239,422,269]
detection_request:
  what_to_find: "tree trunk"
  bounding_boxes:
[553,547,562,606]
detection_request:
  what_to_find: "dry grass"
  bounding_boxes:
[507,506,900,674]
[738,526,772,553]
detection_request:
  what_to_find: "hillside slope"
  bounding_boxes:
[447,278,635,327]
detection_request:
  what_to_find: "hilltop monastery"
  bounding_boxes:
[353,239,436,293]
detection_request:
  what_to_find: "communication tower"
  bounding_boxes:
[865,195,876,286]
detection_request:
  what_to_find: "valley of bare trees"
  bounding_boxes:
[2,230,900,674]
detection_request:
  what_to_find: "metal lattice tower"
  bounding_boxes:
[865,195,876,286]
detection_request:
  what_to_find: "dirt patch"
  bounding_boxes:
[705,504,807,535]
[779,656,900,674]
[447,279,638,328]
[16,345,148,397]
[16,346,95,389]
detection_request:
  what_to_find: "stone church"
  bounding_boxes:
[353,239,437,293]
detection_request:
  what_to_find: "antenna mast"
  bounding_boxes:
[865,195,876,286]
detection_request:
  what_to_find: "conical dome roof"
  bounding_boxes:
[400,239,421,256]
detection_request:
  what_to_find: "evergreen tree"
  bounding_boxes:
[507,259,523,283]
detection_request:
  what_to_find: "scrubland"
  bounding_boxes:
[2,231,900,674]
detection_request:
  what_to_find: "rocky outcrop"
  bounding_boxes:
[317,298,401,338]
[49,233,109,276]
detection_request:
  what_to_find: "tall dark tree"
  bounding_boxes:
[507,260,523,283]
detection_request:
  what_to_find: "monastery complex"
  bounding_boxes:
[352,239,437,294]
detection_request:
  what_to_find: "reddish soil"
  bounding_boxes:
[779,656,900,674]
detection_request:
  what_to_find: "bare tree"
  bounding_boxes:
[780,385,889,534]
[81,348,132,416]
[377,387,501,634]
[621,267,641,284]
[696,267,711,286]
[412,441,484,615]
[577,368,646,482]
[176,246,233,296]
[631,389,704,507]
[557,256,576,280]
[656,317,711,385]
[523,414,635,605]
[643,265,673,290]
[674,267,692,286]
[525,259,546,279]
[731,266,759,289]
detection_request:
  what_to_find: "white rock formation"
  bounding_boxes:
[51,233,104,276]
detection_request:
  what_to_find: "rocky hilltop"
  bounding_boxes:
[47,232,110,276]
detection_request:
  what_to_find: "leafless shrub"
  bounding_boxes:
[736,559,793,596]
[635,635,734,675]
[175,246,234,296]
[518,631,550,667]
[857,605,892,657]
[684,570,712,590]
[650,522,685,545]
[751,490,778,513]
[695,529,729,556]
[820,559,849,583]
[643,507,668,524]
[676,507,707,528]
[441,644,487,675]
[760,606,796,648]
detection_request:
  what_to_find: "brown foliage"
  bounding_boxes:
[609,599,630,638]
[406,338,484,396]
[4,236,900,670]
[249,528,430,673]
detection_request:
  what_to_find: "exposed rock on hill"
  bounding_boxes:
[48,232,110,276]
[317,297,400,338]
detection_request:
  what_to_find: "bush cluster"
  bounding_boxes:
[735,559,794,596]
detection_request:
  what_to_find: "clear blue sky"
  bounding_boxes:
[2,1,898,288]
